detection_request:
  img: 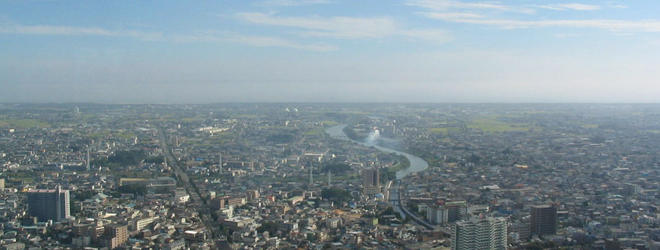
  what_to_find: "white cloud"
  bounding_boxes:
[254,0,334,7]
[0,23,163,41]
[554,33,579,38]
[396,29,453,43]
[423,13,660,32]
[0,22,336,52]
[420,12,485,19]
[236,12,398,39]
[236,12,452,43]
[172,32,338,52]
[227,34,338,51]
[406,0,535,14]
[536,3,601,11]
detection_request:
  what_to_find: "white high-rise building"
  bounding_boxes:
[427,205,449,224]
[451,216,507,250]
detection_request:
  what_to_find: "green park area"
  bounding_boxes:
[320,120,338,126]
[428,126,464,134]
[86,131,136,140]
[579,123,599,129]
[303,127,326,136]
[4,172,36,183]
[0,119,50,128]
[467,116,538,133]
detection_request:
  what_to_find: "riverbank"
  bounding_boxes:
[380,154,410,181]
[326,124,428,179]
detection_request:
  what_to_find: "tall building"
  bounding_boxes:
[362,168,380,195]
[86,147,90,171]
[209,197,226,210]
[451,217,508,250]
[531,205,557,236]
[27,186,70,222]
[427,205,449,224]
[102,223,128,249]
[362,168,379,187]
[446,201,468,223]
[309,163,313,185]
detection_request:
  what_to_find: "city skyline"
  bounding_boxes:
[1,0,659,103]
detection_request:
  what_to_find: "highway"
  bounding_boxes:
[388,180,436,230]
[157,126,218,240]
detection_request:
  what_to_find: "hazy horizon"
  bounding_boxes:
[2,0,659,104]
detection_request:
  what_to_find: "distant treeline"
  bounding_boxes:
[321,163,351,175]
[321,187,351,201]
[379,155,410,181]
[342,126,363,141]
[266,133,296,144]
[323,112,349,122]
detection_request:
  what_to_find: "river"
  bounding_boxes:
[325,124,429,179]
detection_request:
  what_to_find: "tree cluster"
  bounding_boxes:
[117,184,147,196]
[108,150,147,166]
[266,133,296,144]
[144,155,165,164]
[92,149,147,170]
[321,187,351,201]
[321,163,351,175]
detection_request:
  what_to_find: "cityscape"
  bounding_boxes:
[1,103,660,249]
[2,0,659,249]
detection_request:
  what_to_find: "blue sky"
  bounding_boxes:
[1,0,658,103]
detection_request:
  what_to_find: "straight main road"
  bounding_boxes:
[157,126,218,240]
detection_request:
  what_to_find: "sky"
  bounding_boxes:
[1,0,659,103]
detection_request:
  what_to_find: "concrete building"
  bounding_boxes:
[173,189,190,204]
[451,217,507,250]
[102,223,128,249]
[163,239,186,250]
[210,197,226,210]
[362,168,380,195]
[446,201,468,223]
[531,205,557,236]
[427,205,449,225]
[1,243,25,250]
[27,186,70,222]
[362,168,379,187]
[132,216,157,231]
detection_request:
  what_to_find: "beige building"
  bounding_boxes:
[103,223,128,249]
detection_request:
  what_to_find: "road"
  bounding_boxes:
[327,124,436,231]
[387,180,436,230]
[157,126,218,240]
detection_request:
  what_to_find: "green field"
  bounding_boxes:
[429,127,449,134]
[429,126,465,134]
[116,132,137,139]
[467,117,537,133]
[232,114,259,118]
[320,120,339,126]
[87,131,112,139]
[303,128,326,135]
[0,119,50,128]
[5,172,36,183]
[580,124,599,129]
